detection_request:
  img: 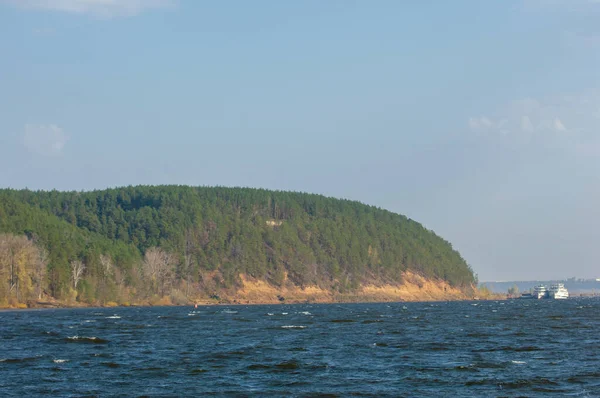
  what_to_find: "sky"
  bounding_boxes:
[1,0,599,282]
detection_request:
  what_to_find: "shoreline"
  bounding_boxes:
[0,295,496,312]
[1,272,500,310]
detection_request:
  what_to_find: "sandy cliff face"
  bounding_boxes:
[221,272,473,304]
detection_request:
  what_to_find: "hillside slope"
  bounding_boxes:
[0,186,475,306]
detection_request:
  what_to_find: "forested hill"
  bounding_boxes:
[0,186,475,305]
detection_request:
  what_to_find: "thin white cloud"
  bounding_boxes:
[23,124,69,156]
[2,0,176,17]
[520,116,535,133]
[468,90,600,155]
[468,117,493,132]
[554,118,567,132]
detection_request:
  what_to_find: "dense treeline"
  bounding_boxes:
[0,186,475,306]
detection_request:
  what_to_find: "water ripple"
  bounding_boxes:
[0,299,599,396]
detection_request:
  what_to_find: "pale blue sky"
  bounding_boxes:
[1,0,599,281]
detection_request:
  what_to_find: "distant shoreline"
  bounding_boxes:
[1,272,494,311]
[0,298,483,312]
[1,293,496,311]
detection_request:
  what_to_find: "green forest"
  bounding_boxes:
[0,186,476,307]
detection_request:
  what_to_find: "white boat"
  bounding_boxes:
[533,285,548,299]
[548,283,569,299]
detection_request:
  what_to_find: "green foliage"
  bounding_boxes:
[0,186,475,304]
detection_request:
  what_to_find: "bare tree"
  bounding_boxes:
[0,234,43,302]
[182,229,196,297]
[5,235,19,296]
[71,260,85,289]
[97,254,114,302]
[99,254,113,279]
[143,247,176,296]
[0,234,11,300]
[34,248,48,300]
[114,267,126,298]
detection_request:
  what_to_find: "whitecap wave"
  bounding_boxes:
[106,315,121,319]
[281,325,306,329]
[511,360,526,364]
[53,359,68,363]
[68,335,92,340]
[66,336,109,344]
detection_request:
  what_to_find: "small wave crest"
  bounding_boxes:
[65,336,110,344]
[281,325,306,329]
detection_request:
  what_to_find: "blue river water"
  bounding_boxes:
[1,298,599,397]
